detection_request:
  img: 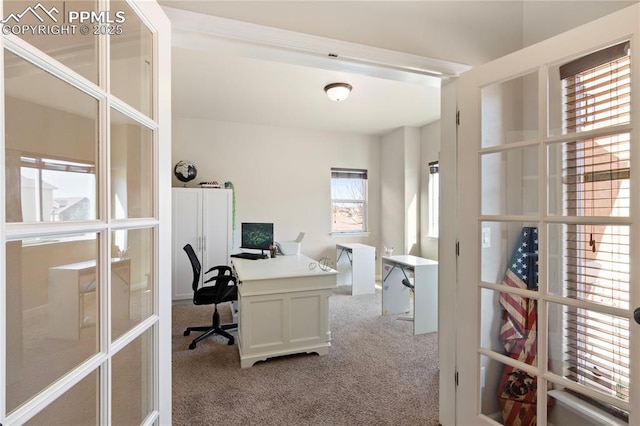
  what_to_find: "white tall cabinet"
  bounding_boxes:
[172,188,233,300]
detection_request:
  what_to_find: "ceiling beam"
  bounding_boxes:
[163,6,471,87]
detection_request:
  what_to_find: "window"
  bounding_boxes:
[17,153,96,222]
[331,168,368,233]
[428,161,439,237]
[560,41,630,417]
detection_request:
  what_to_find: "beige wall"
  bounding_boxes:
[172,118,451,282]
[380,126,421,258]
[5,96,95,162]
[380,128,406,257]
[404,127,421,256]
[420,121,440,261]
[172,118,381,261]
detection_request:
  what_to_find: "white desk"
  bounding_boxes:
[232,254,338,368]
[382,255,438,335]
[48,258,131,340]
[335,243,376,295]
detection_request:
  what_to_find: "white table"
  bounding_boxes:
[232,254,338,368]
[48,258,131,340]
[335,243,376,295]
[382,255,438,335]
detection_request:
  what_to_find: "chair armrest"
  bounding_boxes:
[203,266,234,284]
[204,265,232,276]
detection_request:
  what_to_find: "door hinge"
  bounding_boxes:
[455,371,459,386]
[456,110,460,126]
[456,241,460,256]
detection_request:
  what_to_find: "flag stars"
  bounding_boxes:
[506,227,539,289]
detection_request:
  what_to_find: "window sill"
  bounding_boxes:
[331,231,371,237]
[547,389,626,426]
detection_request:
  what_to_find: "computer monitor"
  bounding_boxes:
[240,222,274,252]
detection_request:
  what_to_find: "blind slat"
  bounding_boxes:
[565,353,630,380]
[561,45,630,406]
[331,168,367,179]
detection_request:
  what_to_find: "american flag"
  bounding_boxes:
[497,227,541,426]
[499,227,538,351]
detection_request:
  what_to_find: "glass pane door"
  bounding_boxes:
[478,73,544,425]
[1,1,171,424]
[456,5,640,425]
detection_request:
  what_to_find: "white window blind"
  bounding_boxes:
[428,161,439,237]
[561,41,631,417]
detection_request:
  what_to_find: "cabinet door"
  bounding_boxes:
[201,189,232,271]
[172,188,203,300]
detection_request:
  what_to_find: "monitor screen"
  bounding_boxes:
[241,222,274,251]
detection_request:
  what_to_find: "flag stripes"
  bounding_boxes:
[497,227,544,426]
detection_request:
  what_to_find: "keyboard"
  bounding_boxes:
[231,252,267,260]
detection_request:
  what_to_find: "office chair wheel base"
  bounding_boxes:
[188,343,196,350]
[227,337,234,346]
[183,330,190,336]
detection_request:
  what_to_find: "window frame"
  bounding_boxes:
[17,150,96,222]
[330,167,368,235]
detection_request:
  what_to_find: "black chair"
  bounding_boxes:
[182,244,238,349]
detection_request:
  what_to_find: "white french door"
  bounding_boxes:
[457,4,640,425]
[0,1,171,424]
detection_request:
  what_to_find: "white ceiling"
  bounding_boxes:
[172,46,443,135]
[161,1,637,136]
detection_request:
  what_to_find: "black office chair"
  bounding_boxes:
[182,244,238,349]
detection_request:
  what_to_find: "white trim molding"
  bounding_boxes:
[162,6,471,88]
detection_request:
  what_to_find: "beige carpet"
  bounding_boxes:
[172,286,440,425]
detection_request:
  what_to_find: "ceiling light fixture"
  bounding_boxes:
[324,83,352,102]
